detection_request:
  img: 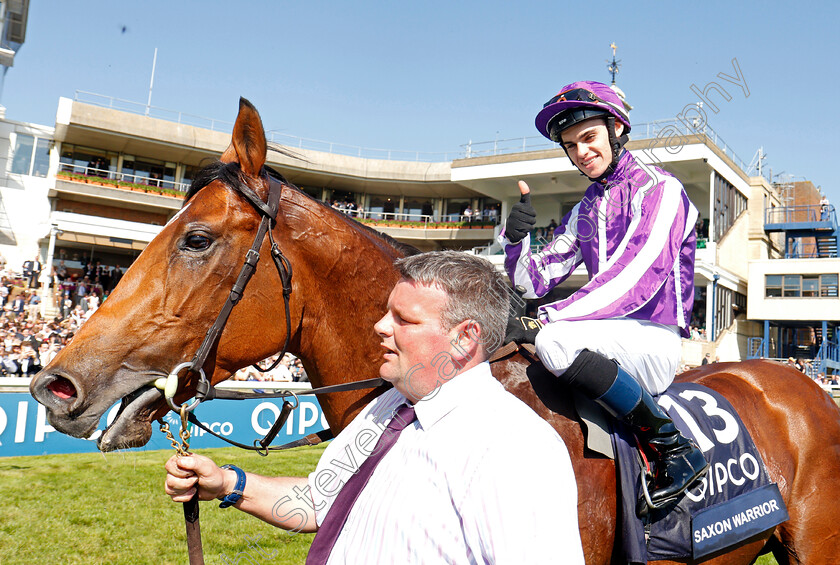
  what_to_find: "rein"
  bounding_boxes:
[158,170,291,565]
[156,169,385,565]
[160,172,291,413]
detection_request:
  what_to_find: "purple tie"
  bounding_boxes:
[306,403,417,565]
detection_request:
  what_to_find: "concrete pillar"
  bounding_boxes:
[706,280,715,342]
[764,320,770,358]
[708,170,716,242]
[39,225,59,318]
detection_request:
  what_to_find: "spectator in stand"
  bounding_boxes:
[39,341,59,367]
[820,195,830,221]
[1,344,20,376]
[27,293,40,320]
[0,280,8,309]
[462,205,473,222]
[11,292,26,318]
[291,358,308,382]
[18,342,41,376]
[76,279,88,308]
[701,353,711,365]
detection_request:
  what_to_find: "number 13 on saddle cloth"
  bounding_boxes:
[614,382,788,563]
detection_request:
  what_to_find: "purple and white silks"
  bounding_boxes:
[500,150,698,338]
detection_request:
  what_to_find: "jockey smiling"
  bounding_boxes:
[500,81,708,507]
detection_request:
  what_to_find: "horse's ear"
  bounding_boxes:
[220,97,267,178]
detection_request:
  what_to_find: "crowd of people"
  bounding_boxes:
[232,352,308,383]
[0,254,308,383]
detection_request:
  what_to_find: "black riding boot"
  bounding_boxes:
[620,390,710,507]
[561,350,708,508]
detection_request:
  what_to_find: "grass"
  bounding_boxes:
[0,445,327,565]
[0,445,781,564]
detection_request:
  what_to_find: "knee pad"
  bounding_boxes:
[559,349,618,398]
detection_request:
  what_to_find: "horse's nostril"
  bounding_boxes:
[47,376,77,400]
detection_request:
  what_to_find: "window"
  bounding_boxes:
[10,134,52,177]
[32,138,51,177]
[765,274,840,298]
[10,133,34,174]
[821,274,839,297]
[766,275,782,297]
[783,275,801,297]
[713,172,747,242]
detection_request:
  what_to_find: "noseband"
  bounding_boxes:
[161,170,293,413]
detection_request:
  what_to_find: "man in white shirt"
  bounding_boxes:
[165,251,583,564]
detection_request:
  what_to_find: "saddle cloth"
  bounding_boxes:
[613,382,788,562]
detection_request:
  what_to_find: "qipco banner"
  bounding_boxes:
[0,393,328,458]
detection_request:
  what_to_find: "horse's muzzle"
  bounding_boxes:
[30,370,101,439]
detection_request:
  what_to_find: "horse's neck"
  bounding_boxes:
[280,200,404,431]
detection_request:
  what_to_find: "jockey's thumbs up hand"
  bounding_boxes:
[505,181,536,244]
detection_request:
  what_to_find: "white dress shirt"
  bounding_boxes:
[307,362,584,564]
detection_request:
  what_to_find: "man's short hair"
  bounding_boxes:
[394,251,509,355]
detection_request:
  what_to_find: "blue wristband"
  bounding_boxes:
[219,464,246,508]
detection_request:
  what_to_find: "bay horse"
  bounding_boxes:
[31,99,840,564]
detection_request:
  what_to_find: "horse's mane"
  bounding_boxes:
[183,161,420,259]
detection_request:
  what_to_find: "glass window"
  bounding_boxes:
[180,165,200,188]
[765,275,782,297]
[802,276,820,297]
[10,133,34,174]
[821,274,839,297]
[782,275,801,297]
[32,138,51,177]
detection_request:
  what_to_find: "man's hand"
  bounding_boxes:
[164,454,233,503]
[505,181,536,244]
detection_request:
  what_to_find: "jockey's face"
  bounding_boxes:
[560,117,624,179]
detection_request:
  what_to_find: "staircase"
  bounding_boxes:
[816,233,839,258]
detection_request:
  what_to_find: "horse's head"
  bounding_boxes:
[31,98,400,450]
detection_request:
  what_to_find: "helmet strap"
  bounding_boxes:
[556,115,630,183]
[565,116,628,184]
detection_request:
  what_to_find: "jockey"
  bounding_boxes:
[500,81,708,508]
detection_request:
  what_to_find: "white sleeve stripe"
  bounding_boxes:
[601,184,646,272]
[552,177,683,320]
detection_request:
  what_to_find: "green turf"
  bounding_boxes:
[0,445,326,565]
[0,445,781,564]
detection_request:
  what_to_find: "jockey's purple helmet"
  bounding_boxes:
[535,81,631,141]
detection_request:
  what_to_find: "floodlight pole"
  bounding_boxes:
[145,47,158,116]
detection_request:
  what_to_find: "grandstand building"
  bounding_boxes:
[0,89,836,370]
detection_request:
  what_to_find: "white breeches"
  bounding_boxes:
[534,318,682,395]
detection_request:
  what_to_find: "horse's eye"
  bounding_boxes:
[184,234,212,251]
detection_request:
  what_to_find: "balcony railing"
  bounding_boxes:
[765,204,836,225]
[342,208,499,227]
[57,162,191,193]
[460,118,768,181]
[73,91,765,176]
[73,91,461,163]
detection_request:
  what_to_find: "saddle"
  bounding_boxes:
[491,341,789,562]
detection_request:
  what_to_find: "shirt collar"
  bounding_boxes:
[411,362,494,431]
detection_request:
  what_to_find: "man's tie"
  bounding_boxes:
[306,403,417,565]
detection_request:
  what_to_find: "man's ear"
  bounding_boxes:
[449,319,482,363]
[614,120,625,138]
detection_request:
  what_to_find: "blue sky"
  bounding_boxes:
[3,1,838,199]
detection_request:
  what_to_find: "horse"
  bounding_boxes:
[31,98,840,564]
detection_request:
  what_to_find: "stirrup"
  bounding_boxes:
[636,457,710,517]
[637,473,681,517]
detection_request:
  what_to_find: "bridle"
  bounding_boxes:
[158,168,294,565]
[156,166,384,565]
[159,168,292,414]
[157,166,385,429]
